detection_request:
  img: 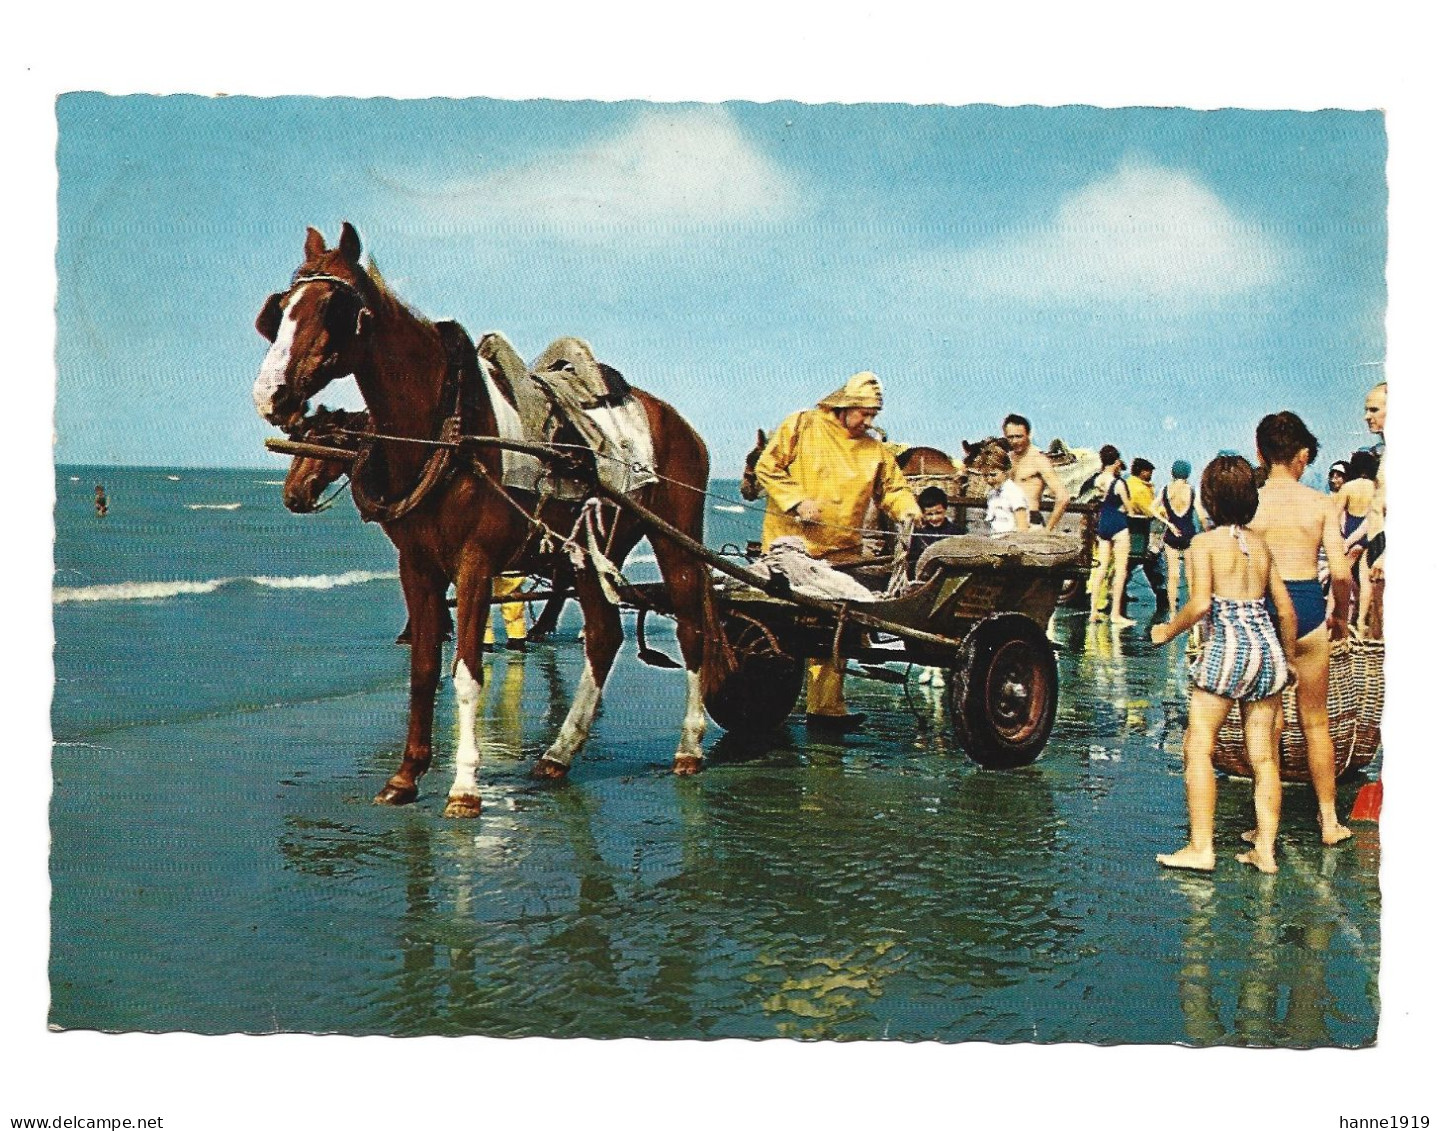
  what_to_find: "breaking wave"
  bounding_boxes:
[53,569,399,605]
[185,503,243,510]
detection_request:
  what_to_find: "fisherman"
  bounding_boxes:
[1001,414,1072,532]
[755,371,922,731]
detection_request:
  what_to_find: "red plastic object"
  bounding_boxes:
[1350,780,1383,823]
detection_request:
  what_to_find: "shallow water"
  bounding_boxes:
[50,468,1379,1043]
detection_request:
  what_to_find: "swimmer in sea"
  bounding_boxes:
[1251,411,1354,846]
[1151,455,1298,873]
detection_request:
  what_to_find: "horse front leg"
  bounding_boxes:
[375,557,447,806]
[531,566,623,780]
[443,560,493,819]
[652,535,707,775]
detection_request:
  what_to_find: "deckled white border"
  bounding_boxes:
[6,5,1433,1129]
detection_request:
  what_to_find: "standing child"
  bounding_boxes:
[1150,455,1298,874]
[972,447,1031,536]
[908,485,960,687]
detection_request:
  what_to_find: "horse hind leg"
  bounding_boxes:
[532,566,623,780]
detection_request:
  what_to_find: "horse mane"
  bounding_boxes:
[361,254,433,329]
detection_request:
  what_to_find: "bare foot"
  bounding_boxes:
[672,754,704,776]
[1089,612,1106,623]
[1157,846,1216,872]
[1236,848,1278,874]
[1111,614,1137,628]
[1321,822,1354,846]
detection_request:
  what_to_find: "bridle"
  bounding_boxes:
[286,271,373,313]
[269,272,375,419]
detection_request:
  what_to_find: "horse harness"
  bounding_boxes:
[284,276,628,579]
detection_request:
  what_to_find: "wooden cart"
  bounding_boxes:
[629,499,1098,770]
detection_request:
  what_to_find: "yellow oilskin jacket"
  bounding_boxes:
[756,408,921,560]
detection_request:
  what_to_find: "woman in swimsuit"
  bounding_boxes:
[1156,459,1202,615]
[1335,449,1379,637]
[1088,445,1134,626]
[1151,455,1299,874]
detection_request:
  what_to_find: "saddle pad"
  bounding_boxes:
[477,331,551,493]
[529,337,657,496]
[476,331,657,498]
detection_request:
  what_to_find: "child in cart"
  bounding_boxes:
[906,485,961,576]
[1149,455,1298,874]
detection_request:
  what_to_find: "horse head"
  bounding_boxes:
[253,223,377,430]
[281,406,369,513]
[738,428,768,501]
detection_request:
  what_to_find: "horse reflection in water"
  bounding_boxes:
[255,224,713,816]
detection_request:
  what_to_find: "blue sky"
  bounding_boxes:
[55,96,1386,475]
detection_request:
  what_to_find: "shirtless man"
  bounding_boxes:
[1363,383,1386,590]
[1251,411,1354,846]
[1002,414,1071,532]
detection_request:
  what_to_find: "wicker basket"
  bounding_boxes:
[1207,635,1381,782]
[1347,635,1385,775]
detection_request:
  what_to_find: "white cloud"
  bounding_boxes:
[407,108,805,239]
[953,160,1287,304]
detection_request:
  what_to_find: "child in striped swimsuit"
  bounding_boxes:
[1150,455,1299,874]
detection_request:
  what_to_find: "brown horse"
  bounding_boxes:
[280,408,573,643]
[254,223,712,817]
[280,407,369,514]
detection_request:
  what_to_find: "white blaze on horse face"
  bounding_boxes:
[544,661,602,767]
[448,659,484,801]
[253,293,302,419]
[677,668,706,762]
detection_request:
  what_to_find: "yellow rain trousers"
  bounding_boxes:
[755,407,921,717]
[483,574,529,645]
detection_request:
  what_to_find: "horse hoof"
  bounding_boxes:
[373,781,418,806]
[530,757,569,781]
[673,755,704,776]
[443,794,483,819]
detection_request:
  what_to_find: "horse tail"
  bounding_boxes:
[699,579,737,700]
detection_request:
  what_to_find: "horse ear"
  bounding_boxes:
[304,227,326,259]
[961,439,974,455]
[756,428,767,446]
[256,292,284,342]
[338,222,362,262]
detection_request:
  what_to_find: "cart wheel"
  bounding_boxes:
[948,614,1058,769]
[1057,578,1088,608]
[703,614,804,733]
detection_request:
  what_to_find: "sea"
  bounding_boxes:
[50,466,1380,1043]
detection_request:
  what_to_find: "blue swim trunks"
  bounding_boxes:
[1266,578,1327,640]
